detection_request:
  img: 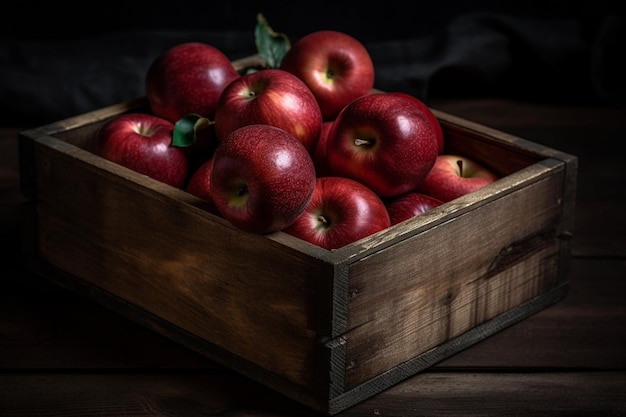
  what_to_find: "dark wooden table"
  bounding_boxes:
[2,98,625,416]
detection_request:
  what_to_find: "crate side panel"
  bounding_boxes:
[346,163,567,327]
[31,140,334,393]
[343,167,567,388]
[345,244,560,389]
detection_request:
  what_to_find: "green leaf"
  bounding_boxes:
[255,13,291,68]
[172,114,212,148]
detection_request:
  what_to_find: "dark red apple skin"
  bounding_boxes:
[283,176,391,250]
[210,124,317,234]
[416,154,499,202]
[95,113,189,189]
[145,42,240,123]
[312,120,334,177]
[280,30,375,121]
[388,91,445,154]
[326,92,439,198]
[214,68,323,154]
[186,158,219,215]
[385,192,444,225]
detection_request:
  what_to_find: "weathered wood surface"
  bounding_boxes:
[2,96,625,416]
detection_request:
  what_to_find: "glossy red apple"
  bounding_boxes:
[416,154,500,202]
[388,91,445,154]
[385,192,444,225]
[145,42,240,123]
[283,176,391,250]
[325,92,439,198]
[210,124,316,234]
[214,68,323,154]
[280,30,375,121]
[95,113,189,189]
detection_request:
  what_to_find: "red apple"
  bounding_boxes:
[214,68,323,154]
[312,120,334,177]
[95,113,189,189]
[186,158,219,215]
[280,30,375,121]
[210,124,316,234]
[325,92,439,198]
[385,192,444,225]
[416,154,500,202]
[283,176,391,250]
[388,92,445,154]
[145,42,240,123]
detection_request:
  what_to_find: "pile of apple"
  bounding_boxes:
[95,21,499,250]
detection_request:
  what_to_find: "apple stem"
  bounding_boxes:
[237,185,249,197]
[457,159,464,177]
[354,138,372,148]
[317,215,328,225]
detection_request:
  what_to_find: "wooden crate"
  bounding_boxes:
[18,56,577,415]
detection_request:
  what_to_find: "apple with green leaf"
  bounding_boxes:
[95,113,189,189]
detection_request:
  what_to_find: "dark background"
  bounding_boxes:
[1,1,623,127]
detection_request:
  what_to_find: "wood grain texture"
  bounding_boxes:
[1,371,624,417]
